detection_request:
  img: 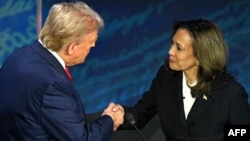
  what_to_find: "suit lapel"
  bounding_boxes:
[31,40,86,114]
[171,73,187,125]
[30,40,65,76]
[186,93,213,124]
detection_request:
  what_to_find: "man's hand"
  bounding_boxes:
[102,102,124,131]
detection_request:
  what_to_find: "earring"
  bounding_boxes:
[196,62,199,66]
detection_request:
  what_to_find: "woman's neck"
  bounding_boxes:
[183,70,197,86]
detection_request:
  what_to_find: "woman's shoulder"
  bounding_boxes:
[213,72,247,94]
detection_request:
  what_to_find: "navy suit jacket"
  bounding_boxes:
[0,40,114,141]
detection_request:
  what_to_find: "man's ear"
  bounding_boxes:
[66,43,76,55]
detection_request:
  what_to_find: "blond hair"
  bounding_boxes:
[39,1,104,51]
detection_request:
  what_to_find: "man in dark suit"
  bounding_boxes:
[0,1,124,141]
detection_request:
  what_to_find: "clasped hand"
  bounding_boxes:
[102,102,124,131]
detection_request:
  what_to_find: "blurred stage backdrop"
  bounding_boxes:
[0,0,250,114]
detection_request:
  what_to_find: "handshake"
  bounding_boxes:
[102,102,125,131]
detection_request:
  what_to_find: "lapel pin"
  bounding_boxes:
[203,94,207,101]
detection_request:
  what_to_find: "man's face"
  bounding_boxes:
[70,30,98,65]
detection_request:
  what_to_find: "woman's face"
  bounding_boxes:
[168,28,198,72]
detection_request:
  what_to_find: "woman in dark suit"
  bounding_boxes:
[119,19,250,141]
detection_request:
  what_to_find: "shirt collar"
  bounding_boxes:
[38,39,65,69]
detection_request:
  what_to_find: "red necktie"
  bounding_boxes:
[65,66,72,81]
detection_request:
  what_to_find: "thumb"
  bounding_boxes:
[107,102,115,110]
[109,102,115,106]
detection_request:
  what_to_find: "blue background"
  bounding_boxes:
[0,0,249,114]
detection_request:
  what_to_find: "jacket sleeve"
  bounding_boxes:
[122,66,166,129]
[41,81,114,141]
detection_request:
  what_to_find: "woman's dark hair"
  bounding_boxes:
[165,19,229,97]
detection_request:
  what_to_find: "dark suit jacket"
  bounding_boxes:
[0,40,113,141]
[123,65,250,141]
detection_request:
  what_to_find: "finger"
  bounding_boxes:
[108,102,115,107]
[107,102,115,110]
[112,105,119,112]
[113,104,124,112]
